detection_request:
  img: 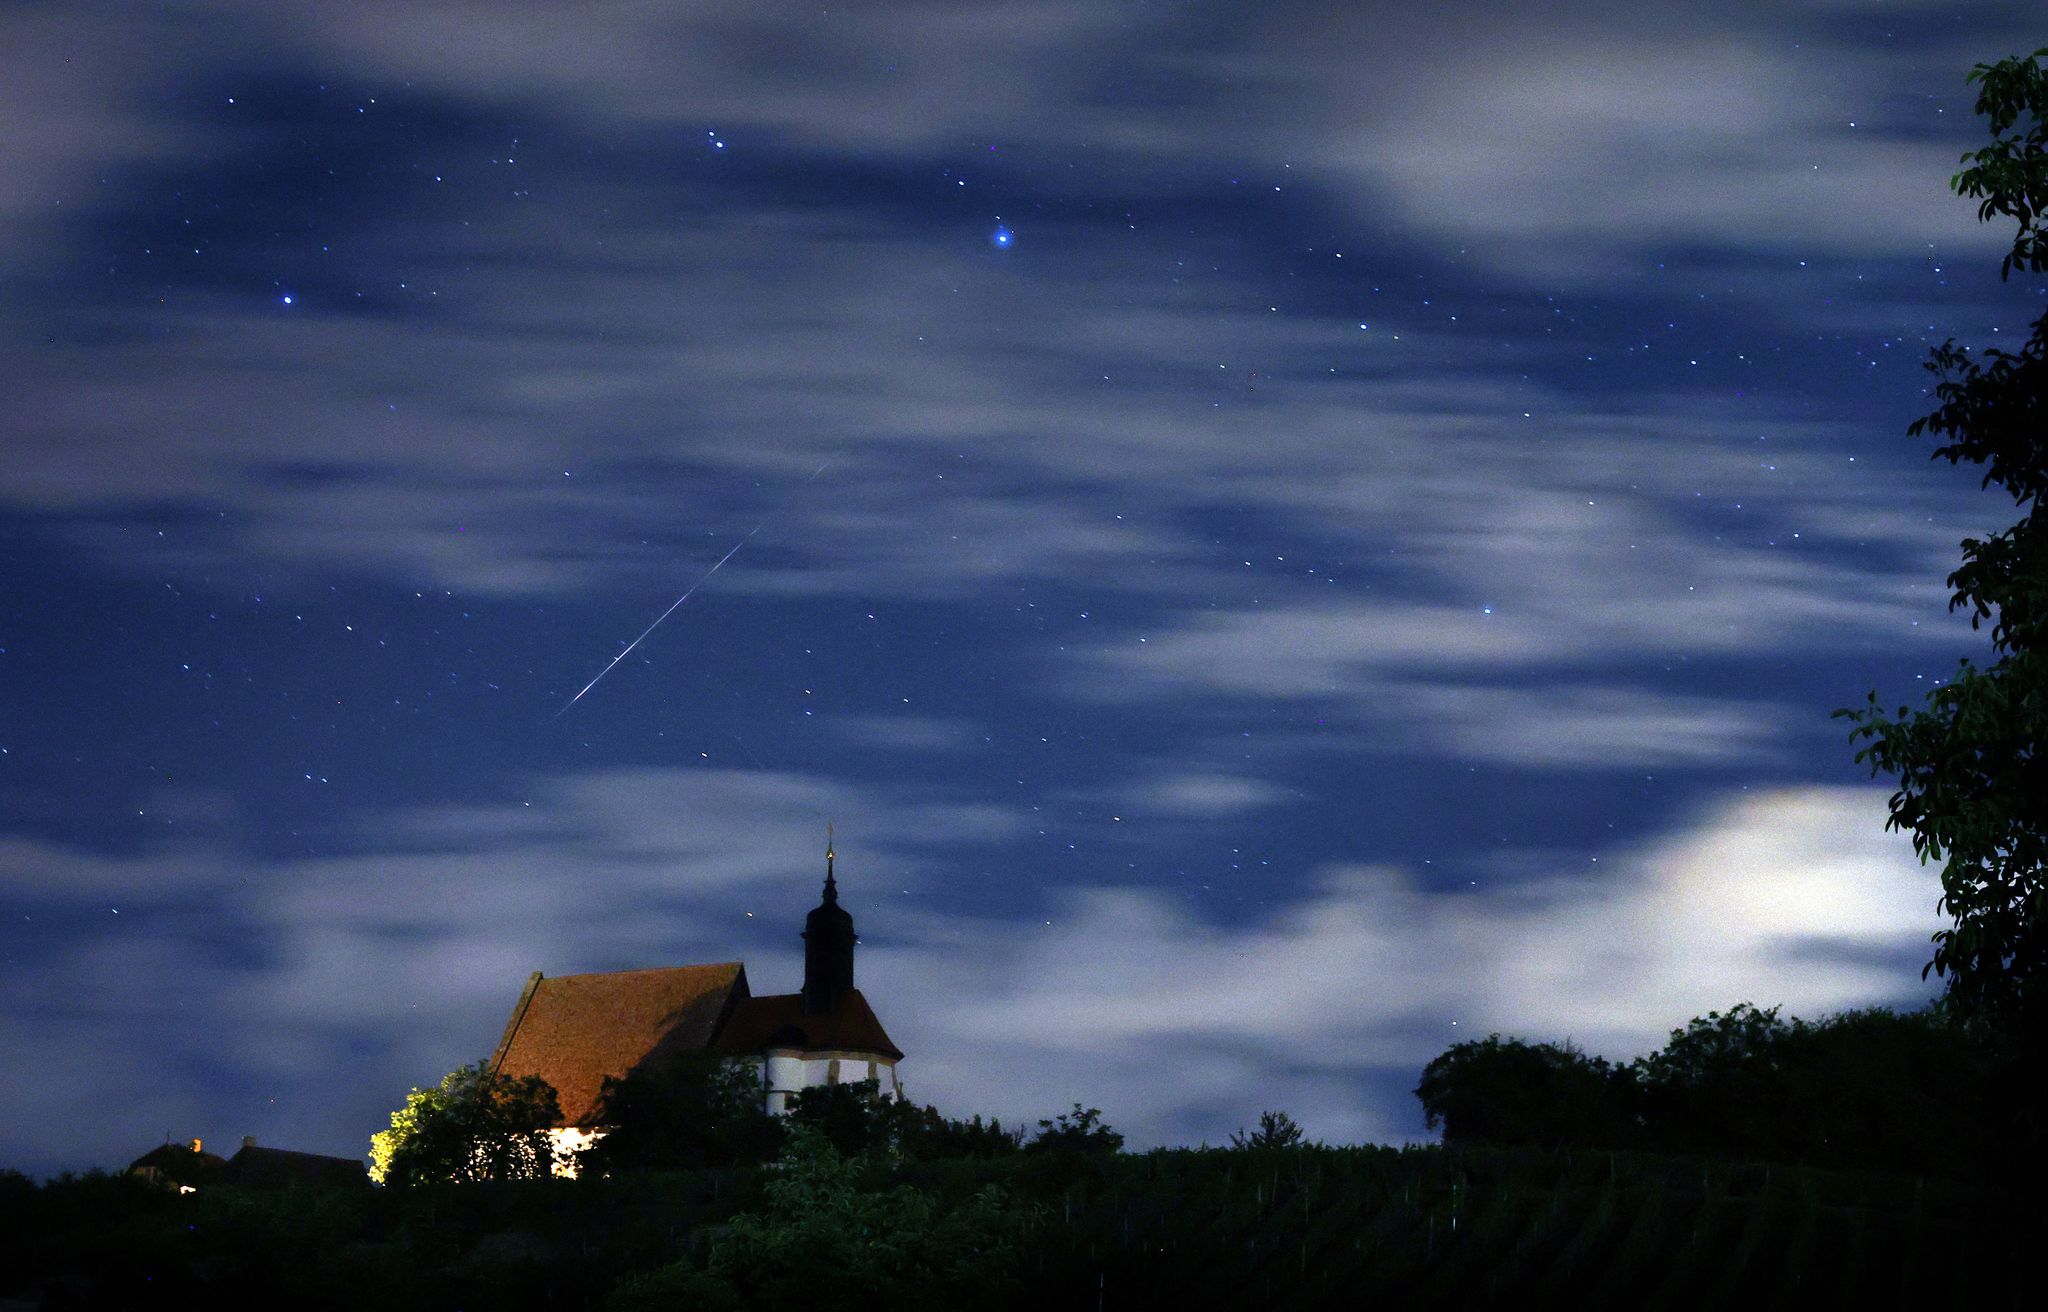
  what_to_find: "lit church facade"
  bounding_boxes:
[486,842,902,1160]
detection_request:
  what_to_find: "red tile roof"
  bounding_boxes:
[488,962,750,1126]
[713,989,903,1062]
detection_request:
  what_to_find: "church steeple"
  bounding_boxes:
[802,827,856,1014]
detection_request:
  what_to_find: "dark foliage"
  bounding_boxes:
[1837,49,2048,1151]
[578,1050,782,1175]
[1418,1004,1994,1177]
[1417,1036,1635,1149]
[1024,1104,1124,1155]
[1763,1006,1995,1176]
[1231,1110,1307,1150]
[783,1078,898,1158]
[780,1079,1025,1162]
[893,1104,1025,1160]
[615,1127,1040,1312]
[0,1144,2024,1309]
[1630,1003,1797,1158]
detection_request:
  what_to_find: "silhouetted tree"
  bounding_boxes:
[781,1081,1025,1161]
[1417,1036,1635,1148]
[611,1126,1039,1312]
[785,1079,900,1158]
[1631,1004,1797,1158]
[1230,1110,1306,1150]
[1426,1005,1996,1172]
[894,1104,1025,1160]
[1767,1006,1994,1175]
[369,1062,562,1185]
[1024,1104,1124,1155]
[577,1050,781,1175]
[1838,50,2048,1141]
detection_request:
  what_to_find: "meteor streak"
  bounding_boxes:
[557,461,830,716]
[556,528,757,715]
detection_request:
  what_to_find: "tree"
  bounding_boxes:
[1631,1004,1798,1158]
[894,1105,1024,1160]
[1416,1035,1635,1148]
[611,1126,1040,1312]
[367,1062,562,1185]
[1767,1007,1993,1176]
[1023,1103,1124,1155]
[1839,49,2048,1043]
[779,1080,1025,1162]
[1229,1110,1306,1150]
[575,1051,780,1175]
[784,1078,899,1158]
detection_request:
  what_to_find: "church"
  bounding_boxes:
[486,839,902,1160]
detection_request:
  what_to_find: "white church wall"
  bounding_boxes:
[747,1051,902,1114]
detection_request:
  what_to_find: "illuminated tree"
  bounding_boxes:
[368,1062,561,1185]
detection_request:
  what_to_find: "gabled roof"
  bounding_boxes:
[127,1142,226,1180]
[713,988,903,1062]
[488,962,751,1126]
[222,1144,368,1190]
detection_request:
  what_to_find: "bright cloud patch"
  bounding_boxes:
[870,785,1940,1147]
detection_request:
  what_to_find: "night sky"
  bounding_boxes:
[5,2,2043,1177]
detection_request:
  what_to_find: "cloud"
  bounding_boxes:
[1401,684,1790,769]
[824,714,984,753]
[1325,36,2004,276]
[1108,771,1297,818]
[871,784,1941,1147]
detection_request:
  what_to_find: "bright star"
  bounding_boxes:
[992,224,1013,248]
[280,294,295,306]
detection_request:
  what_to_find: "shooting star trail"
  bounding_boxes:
[556,461,831,717]
[555,529,757,716]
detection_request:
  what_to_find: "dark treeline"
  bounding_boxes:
[1415,1004,2000,1179]
[2,1136,2025,1310]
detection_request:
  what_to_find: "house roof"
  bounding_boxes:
[222,1144,368,1190]
[127,1142,226,1178]
[713,988,903,1062]
[488,962,751,1126]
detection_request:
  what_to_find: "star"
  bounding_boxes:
[992,224,1013,249]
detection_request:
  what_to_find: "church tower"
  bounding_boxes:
[489,830,902,1133]
[802,829,857,1014]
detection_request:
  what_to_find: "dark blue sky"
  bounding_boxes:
[3,1,2042,1175]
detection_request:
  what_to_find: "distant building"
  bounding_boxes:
[221,1137,369,1190]
[488,840,902,1163]
[126,1136,366,1191]
[127,1139,225,1191]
